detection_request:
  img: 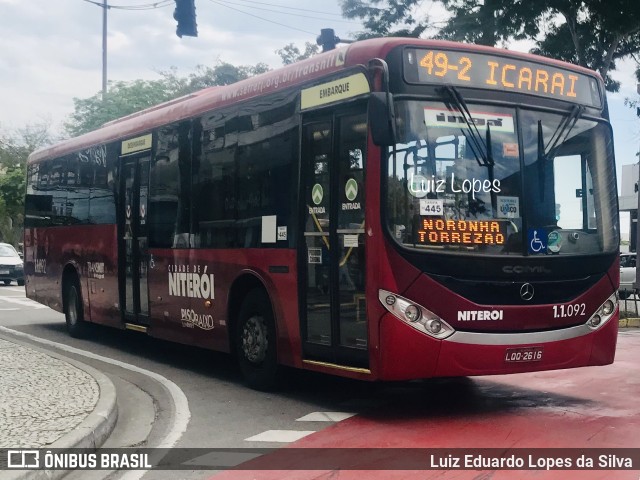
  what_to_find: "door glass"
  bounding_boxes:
[138,158,150,315]
[337,114,367,349]
[303,121,332,346]
[123,161,136,315]
[122,156,150,319]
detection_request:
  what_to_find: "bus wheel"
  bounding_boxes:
[235,289,278,390]
[65,278,89,338]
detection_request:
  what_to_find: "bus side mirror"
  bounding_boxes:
[369,92,396,146]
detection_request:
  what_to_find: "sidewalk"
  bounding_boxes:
[619,317,640,328]
[0,334,117,480]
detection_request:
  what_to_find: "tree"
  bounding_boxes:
[0,122,54,245]
[64,61,271,137]
[531,0,640,92]
[341,0,428,39]
[339,0,640,91]
[436,0,544,47]
[276,42,320,65]
[64,79,174,136]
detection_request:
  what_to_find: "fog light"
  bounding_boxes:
[405,304,421,322]
[601,300,614,316]
[428,320,442,334]
[385,295,396,305]
[589,314,602,327]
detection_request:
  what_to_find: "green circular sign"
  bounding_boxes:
[312,183,324,205]
[345,178,358,201]
[547,230,562,253]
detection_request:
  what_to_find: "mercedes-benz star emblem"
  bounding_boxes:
[520,283,535,301]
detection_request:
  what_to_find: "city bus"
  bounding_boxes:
[24,37,619,389]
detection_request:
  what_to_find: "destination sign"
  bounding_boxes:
[406,48,602,108]
[418,219,506,246]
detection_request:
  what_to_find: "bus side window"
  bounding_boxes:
[235,95,297,249]
[149,122,192,249]
[194,112,238,248]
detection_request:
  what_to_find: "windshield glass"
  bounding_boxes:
[385,99,618,256]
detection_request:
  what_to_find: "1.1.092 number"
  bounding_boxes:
[552,303,586,318]
[420,51,472,81]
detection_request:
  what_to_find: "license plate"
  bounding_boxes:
[0,270,9,275]
[505,346,543,363]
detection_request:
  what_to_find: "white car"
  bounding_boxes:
[0,243,24,286]
[619,253,636,300]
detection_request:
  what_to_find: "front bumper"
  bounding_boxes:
[378,310,618,380]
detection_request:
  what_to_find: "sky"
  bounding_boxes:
[0,0,638,185]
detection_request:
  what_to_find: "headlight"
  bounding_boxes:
[601,299,614,316]
[585,293,618,330]
[379,289,454,339]
[404,304,421,322]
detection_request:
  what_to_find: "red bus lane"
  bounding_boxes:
[212,331,640,479]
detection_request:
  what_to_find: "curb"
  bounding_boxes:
[0,335,118,480]
[620,318,640,328]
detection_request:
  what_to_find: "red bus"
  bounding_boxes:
[25,38,619,389]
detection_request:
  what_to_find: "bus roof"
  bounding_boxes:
[28,37,602,164]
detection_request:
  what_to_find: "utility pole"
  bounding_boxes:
[102,0,108,97]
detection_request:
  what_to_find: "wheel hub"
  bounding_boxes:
[242,315,268,364]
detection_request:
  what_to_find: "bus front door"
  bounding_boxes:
[119,154,150,326]
[301,109,368,369]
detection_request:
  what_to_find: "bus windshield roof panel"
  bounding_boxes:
[404,47,603,108]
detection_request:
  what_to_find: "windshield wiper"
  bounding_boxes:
[440,86,493,168]
[540,104,584,162]
[441,86,497,212]
[536,105,584,202]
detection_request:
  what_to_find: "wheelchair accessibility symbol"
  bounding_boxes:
[528,228,547,254]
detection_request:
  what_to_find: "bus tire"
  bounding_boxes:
[65,277,89,338]
[235,289,279,390]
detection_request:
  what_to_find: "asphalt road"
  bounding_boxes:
[2,283,639,480]
[0,283,385,480]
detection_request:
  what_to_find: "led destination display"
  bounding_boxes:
[418,219,506,246]
[406,48,602,108]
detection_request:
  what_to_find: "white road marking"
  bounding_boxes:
[4,287,26,293]
[0,326,190,480]
[296,412,356,422]
[245,430,316,443]
[0,296,47,309]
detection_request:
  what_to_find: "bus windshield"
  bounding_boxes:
[385,99,618,256]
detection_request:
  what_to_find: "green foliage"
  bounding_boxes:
[0,122,53,244]
[531,0,640,92]
[64,61,272,137]
[0,165,26,244]
[437,0,544,47]
[276,42,320,65]
[64,79,174,136]
[341,0,428,38]
[0,166,26,214]
[340,0,640,92]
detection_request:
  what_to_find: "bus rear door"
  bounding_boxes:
[118,152,151,328]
